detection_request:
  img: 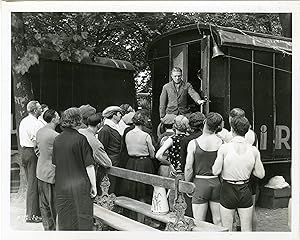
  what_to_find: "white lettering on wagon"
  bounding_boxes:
[259,125,291,150]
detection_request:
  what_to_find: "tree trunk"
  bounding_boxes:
[11,13,34,196]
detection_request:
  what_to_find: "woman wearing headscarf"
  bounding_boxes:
[52,107,96,230]
[185,112,223,225]
[156,115,189,210]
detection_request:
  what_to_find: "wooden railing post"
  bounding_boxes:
[165,168,195,231]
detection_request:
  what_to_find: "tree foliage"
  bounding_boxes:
[12,12,285,93]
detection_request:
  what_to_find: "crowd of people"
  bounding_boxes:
[18,67,265,232]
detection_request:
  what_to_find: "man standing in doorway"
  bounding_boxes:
[19,100,43,223]
[159,67,205,119]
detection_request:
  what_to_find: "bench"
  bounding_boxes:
[94,166,227,232]
[115,196,227,232]
[93,174,158,231]
[93,204,158,231]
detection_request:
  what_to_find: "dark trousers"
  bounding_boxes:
[21,147,41,218]
[38,179,56,230]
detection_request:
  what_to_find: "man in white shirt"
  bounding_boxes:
[19,100,43,223]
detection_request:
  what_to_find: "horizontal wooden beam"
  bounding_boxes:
[106,166,195,194]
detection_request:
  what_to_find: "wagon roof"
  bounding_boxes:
[39,48,135,71]
[148,23,292,53]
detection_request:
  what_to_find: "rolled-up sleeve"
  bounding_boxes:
[92,138,112,167]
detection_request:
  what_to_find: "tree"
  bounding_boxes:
[11,12,36,194]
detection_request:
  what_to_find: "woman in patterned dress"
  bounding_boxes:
[156,115,189,209]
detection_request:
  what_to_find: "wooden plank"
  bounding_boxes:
[93,204,159,231]
[106,166,195,194]
[115,196,228,232]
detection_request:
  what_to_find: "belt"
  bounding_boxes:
[21,146,34,149]
[129,156,149,159]
[224,179,250,185]
[195,175,218,179]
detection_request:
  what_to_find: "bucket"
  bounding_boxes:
[151,186,169,215]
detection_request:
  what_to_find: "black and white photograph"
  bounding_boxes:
[1,1,300,240]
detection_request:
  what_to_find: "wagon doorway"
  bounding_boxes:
[169,35,211,115]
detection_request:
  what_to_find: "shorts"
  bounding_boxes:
[192,177,221,204]
[220,181,253,209]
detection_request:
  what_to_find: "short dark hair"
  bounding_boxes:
[231,116,250,136]
[43,109,57,123]
[87,113,103,127]
[229,108,245,118]
[205,112,223,133]
[120,104,134,114]
[188,112,205,131]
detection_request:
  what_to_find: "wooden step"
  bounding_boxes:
[115,196,228,232]
[93,203,159,231]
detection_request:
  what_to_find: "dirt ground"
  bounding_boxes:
[9,193,289,232]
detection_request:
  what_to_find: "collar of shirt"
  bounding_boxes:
[104,118,122,135]
[231,136,246,143]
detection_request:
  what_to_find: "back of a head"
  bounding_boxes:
[229,108,245,118]
[173,115,189,133]
[188,112,205,131]
[120,104,134,114]
[87,113,103,127]
[205,112,223,133]
[26,100,39,114]
[79,104,96,124]
[231,116,250,137]
[61,107,82,128]
[132,110,147,126]
[43,109,57,123]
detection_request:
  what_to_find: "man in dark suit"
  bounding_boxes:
[159,67,205,119]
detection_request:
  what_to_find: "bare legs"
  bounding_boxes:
[252,194,257,231]
[192,203,208,221]
[220,205,253,231]
[210,201,222,225]
[192,201,221,225]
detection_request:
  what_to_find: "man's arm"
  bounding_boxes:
[184,140,196,182]
[212,145,225,176]
[92,137,112,167]
[187,82,203,104]
[159,85,168,118]
[252,148,265,179]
